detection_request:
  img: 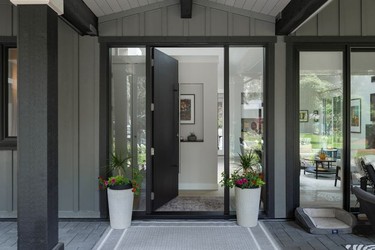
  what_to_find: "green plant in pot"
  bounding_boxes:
[221,149,265,227]
[98,152,143,229]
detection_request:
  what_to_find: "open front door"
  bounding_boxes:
[152,49,179,210]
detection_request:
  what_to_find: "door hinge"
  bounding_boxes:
[151,147,155,155]
[151,103,154,111]
[151,192,155,200]
[151,59,154,67]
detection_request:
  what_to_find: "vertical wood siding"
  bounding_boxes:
[98,2,275,36]
[295,0,375,36]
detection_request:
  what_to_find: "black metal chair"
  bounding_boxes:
[352,186,375,232]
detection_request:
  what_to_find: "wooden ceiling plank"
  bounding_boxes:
[233,0,246,9]
[252,0,267,13]
[117,0,131,11]
[242,0,257,11]
[269,0,290,16]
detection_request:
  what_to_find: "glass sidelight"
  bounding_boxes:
[350,49,375,210]
[299,51,343,208]
[229,47,265,212]
[110,48,146,211]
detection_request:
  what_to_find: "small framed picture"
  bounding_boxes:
[351,98,361,133]
[299,110,309,122]
[180,94,195,124]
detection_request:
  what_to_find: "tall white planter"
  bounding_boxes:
[235,186,261,227]
[107,188,134,229]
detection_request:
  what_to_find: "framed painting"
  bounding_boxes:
[180,94,195,124]
[351,98,361,133]
[371,94,375,121]
[299,110,308,122]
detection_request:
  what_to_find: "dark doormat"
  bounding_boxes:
[156,196,224,211]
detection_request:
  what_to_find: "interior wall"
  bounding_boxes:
[179,62,218,190]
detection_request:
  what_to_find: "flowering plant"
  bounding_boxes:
[220,150,265,189]
[98,152,143,195]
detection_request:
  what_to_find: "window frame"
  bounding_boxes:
[0,40,17,150]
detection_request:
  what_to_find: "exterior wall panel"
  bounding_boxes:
[167,4,184,36]
[188,4,206,36]
[145,9,163,36]
[100,2,275,36]
[0,3,12,36]
[318,0,339,36]
[99,20,118,36]
[123,14,140,36]
[0,151,13,213]
[58,19,79,213]
[340,0,361,36]
[78,36,100,213]
[296,0,375,36]
[362,0,375,36]
[210,8,228,36]
[232,14,250,36]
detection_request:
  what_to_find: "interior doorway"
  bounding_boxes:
[153,47,225,212]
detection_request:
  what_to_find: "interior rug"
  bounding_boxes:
[156,196,224,211]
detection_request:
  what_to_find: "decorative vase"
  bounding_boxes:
[107,184,134,229]
[235,186,261,227]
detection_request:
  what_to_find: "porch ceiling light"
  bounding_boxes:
[10,0,64,15]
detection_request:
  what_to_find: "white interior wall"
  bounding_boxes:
[179,62,219,190]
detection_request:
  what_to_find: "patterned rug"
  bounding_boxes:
[156,196,224,211]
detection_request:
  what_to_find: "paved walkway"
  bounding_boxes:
[0,220,374,249]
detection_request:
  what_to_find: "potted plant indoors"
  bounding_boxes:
[221,149,265,227]
[98,153,143,229]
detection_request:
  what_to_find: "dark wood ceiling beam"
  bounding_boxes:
[180,0,192,18]
[276,0,329,35]
[60,0,98,36]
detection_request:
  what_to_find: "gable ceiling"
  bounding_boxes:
[82,0,290,17]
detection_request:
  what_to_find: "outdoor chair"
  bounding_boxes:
[295,207,357,234]
[352,186,375,232]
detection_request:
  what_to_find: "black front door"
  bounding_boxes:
[152,49,179,210]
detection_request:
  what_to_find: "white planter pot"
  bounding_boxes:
[235,186,261,227]
[107,187,134,229]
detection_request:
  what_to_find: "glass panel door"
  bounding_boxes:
[229,47,265,212]
[299,51,343,208]
[110,48,146,211]
[350,49,375,210]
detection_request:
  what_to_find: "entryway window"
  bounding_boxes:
[229,47,265,212]
[110,47,146,211]
[299,51,343,208]
[0,46,17,148]
[350,49,375,210]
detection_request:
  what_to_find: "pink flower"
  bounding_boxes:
[111,179,116,184]
[104,180,108,186]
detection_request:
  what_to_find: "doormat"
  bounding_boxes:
[156,196,224,211]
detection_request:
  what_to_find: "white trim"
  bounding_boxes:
[10,0,64,15]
